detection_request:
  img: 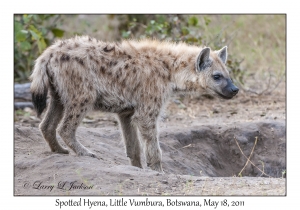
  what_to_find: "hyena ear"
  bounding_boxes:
[196,47,211,72]
[217,46,227,64]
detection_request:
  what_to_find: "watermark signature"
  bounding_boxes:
[22,181,94,192]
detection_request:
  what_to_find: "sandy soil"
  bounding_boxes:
[14,92,286,196]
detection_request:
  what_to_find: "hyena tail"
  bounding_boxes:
[29,54,50,117]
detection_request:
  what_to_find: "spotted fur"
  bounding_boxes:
[30,36,238,172]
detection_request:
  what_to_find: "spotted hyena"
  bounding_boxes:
[30,36,239,172]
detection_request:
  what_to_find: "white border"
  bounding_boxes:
[3,1,295,209]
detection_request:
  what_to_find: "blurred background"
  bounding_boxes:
[14,14,285,95]
[14,14,286,124]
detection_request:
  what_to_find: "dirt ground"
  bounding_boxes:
[14,90,286,196]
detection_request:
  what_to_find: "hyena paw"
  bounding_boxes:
[88,152,98,159]
[130,159,143,169]
[53,147,69,154]
[148,162,164,173]
[77,150,98,159]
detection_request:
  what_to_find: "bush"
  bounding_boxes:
[117,15,203,44]
[14,14,244,86]
[14,14,64,83]
[116,15,244,86]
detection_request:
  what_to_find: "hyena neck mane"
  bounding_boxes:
[123,39,205,93]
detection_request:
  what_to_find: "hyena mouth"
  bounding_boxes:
[215,91,234,100]
[208,88,237,100]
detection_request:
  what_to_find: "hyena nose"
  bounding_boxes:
[231,86,239,94]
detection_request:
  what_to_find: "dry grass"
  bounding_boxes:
[234,136,274,178]
[198,15,285,73]
[197,15,286,96]
[57,14,285,97]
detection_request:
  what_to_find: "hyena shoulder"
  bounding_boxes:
[30,36,239,173]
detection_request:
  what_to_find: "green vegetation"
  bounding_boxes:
[14,14,285,96]
[117,15,203,44]
[115,14,250,91]
[14,14,64,82]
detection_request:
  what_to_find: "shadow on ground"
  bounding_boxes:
[14,120,285,195]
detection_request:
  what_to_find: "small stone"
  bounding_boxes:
[161,180,168,184]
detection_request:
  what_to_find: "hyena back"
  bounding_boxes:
[30,36,238,172]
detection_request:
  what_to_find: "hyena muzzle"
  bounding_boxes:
[30,36,238,173]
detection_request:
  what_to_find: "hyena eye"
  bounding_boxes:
[213,74,221,80]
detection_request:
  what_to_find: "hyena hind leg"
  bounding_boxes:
[39,95,69,154]
[118,112,142,168]
[57,104,97,158]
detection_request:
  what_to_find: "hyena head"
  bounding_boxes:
[195,46,239,99]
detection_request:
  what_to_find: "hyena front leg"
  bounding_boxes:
[57,103,97,158]
[134,112,163,173]
[118,111,142,168]
[39,92,69,154]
